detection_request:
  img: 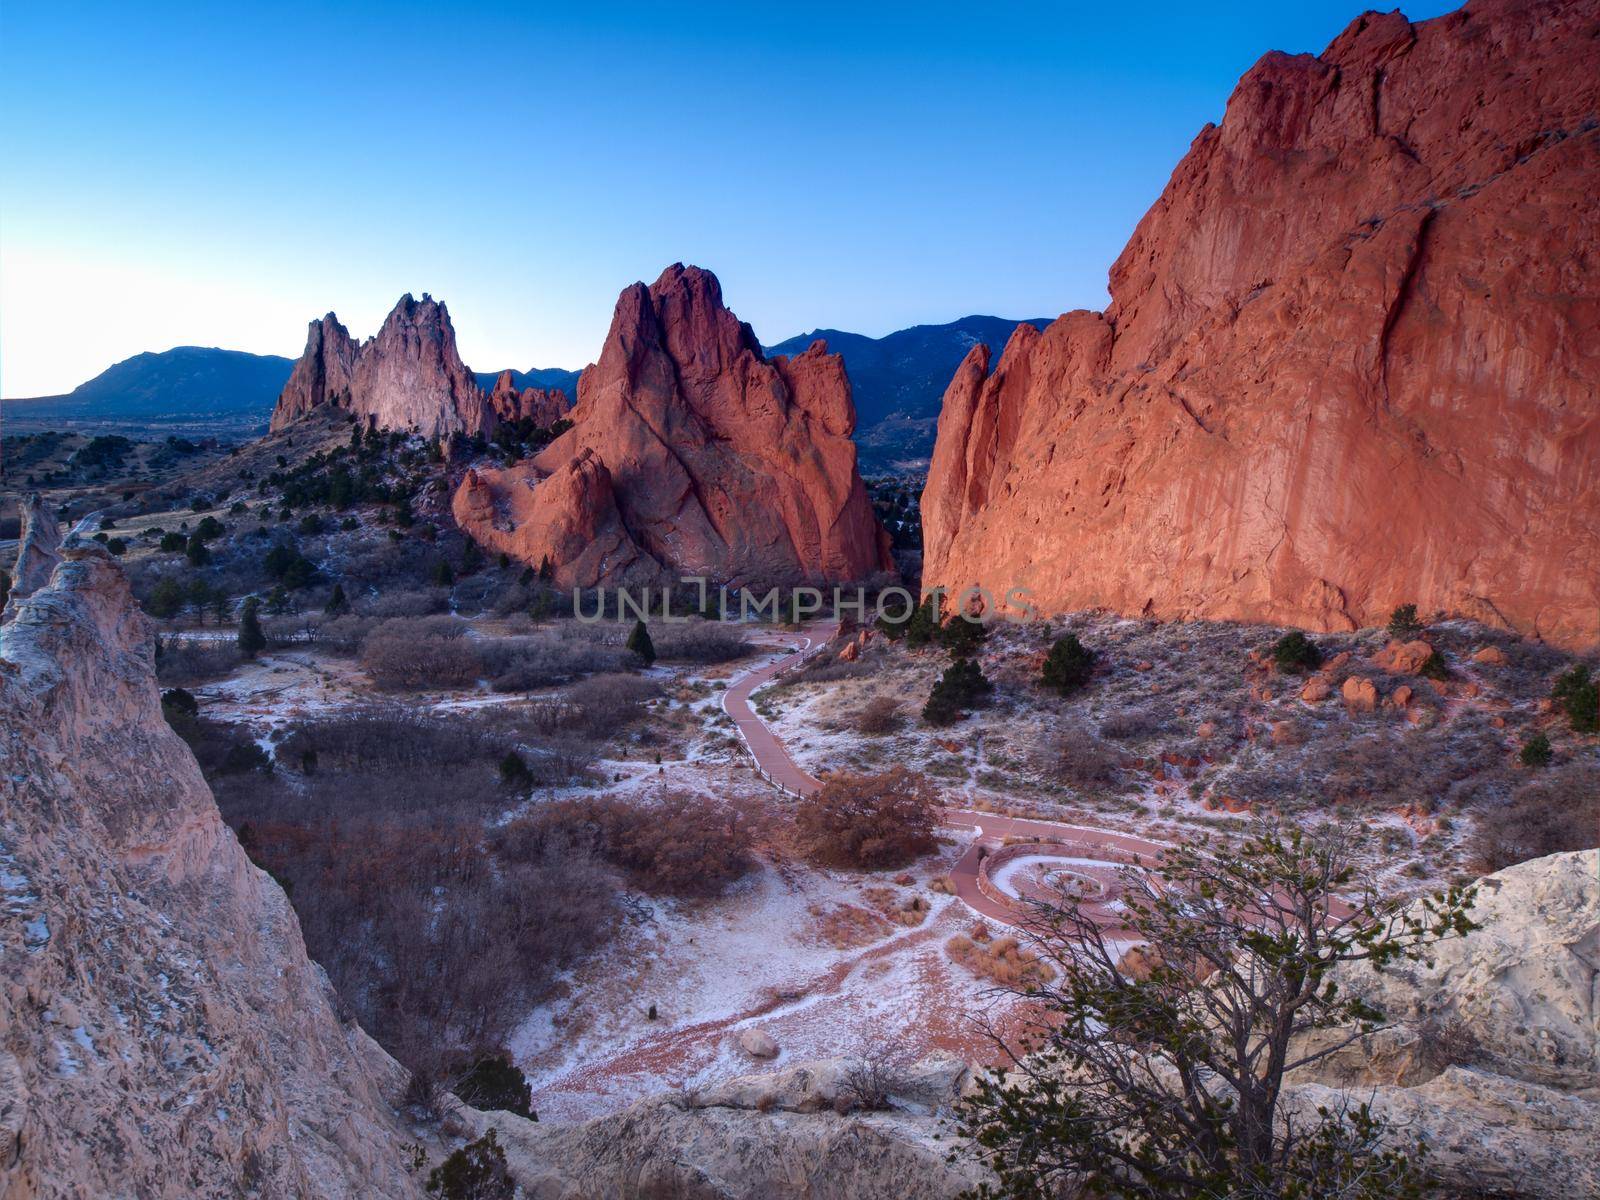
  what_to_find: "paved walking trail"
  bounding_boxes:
[721,634,1167,928]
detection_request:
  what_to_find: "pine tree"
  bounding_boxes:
[432,559,455,588]
[1043,632,1096,694]
[904,597,939,648]
[237,597,267,659]
[324,583,351,617]
[537,555,554,581]
[627,619,657,665]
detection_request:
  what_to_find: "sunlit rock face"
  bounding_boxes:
[454,264,893,588]
[923,0,1600,648]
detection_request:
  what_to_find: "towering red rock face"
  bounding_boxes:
[454,265,892,588]
[268,294,490,438]
[922,0,1600,649]
[487,368,573,429]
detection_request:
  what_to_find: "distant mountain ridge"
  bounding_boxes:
[3,317,1039,461]
[765,315,1047,467]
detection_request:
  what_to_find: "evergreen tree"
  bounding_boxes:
[1387,603,1424,639]
[432,559,455,588]
[324,583,351,617]
[627,618,657,665]
[185,532,211,567]
[237,597,267,659]
[537,554,554,582]
[904,597,939,648]
[147,576,184,619]
[1042,632,1095,694]
[938,613,988,658]
[1271,629,1323,673]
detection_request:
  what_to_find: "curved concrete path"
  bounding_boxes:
[720,636,1167,927]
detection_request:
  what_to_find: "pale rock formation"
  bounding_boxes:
[269,294,491,438]
[488,369,572,429]
[1,494,62,622]
[453,265,893,589]
[922,0,1600,649]
[0,548,422,1198]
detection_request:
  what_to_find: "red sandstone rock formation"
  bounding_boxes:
[454,265,892,588]
[487,368,572,429]
[269,294,490,438]
[922,0,1600,648]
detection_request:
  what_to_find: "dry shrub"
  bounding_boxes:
[498,790,753,897]
[652,622,750,663]
[1471,761,1600,871]
[861,885,930,927]
[807,903,893,949]
[854,695,903,736]
[929,875,956,895]
[946,930,1052,988]
[1051,723,1119,788]
[795,766,939,869]
[154,636,245,685]
[477,633,633,690]
[562,673,662,737]
[361,617,479,690]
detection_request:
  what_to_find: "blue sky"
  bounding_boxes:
[0,1,1459,396]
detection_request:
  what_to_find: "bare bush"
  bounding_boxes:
[839,1054,902,1113]
[155,636,244,685]
[361,618,480,690]
[498,790,753,897]
[1471,761,1600,871]
[563,673,662,737]
[795,767,939,869]
[1052,723,1118,789]
[365,588,450,618]
[651,622,750,663]
[477,633,632,691]
[854,695,902,736]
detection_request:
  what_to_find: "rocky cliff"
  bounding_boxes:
[453,265,893,588]
[269,294,491,439]
[922,0,1600,647]
[0,495,61,622]
[0,546,422,1198]
[487,368,572,429]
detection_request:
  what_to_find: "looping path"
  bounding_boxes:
[721,636,1167,930]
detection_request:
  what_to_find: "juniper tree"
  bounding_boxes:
[1042,632,1095,694]
[237,597,267,659]
[955,821,1476,1200]
[627,618,657,665]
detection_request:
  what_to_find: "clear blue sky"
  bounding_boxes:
[0,0,1460,396]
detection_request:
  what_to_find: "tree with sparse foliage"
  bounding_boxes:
[324,583,351,617]
[237,597,267,659]
[627,619,656,665]
[956,821,1476,1200]
[1272,630,1323,673]
[1387,603,1424,639]
[1042,632,1095,695]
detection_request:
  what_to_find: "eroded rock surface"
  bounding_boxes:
[922,0,1600,648]
[270,294,491,438]
[0,550,421,1198]
[453,264,892,588]
[488,368,572,429]
[1,494,62,622]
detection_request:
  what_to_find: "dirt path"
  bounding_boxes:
[721,635,1168,927]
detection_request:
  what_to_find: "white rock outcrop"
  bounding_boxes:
[0,548,423,1198]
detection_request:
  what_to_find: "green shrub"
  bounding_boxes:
[238,597,267,659]
[1042,633,1095,694]
[159,531,186,553]
[454,1056,533,1119]
[1387,603,1423,639]
[924,659,992,724]
[938,614,988,659]
[1519,732,1552,769]
[1553,664,1599,733]
[626,619,657,665]
[904,597,939,648]
[426,1129,513,1200]
[1272,630,1323,673]
[1419,650,1451,681]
